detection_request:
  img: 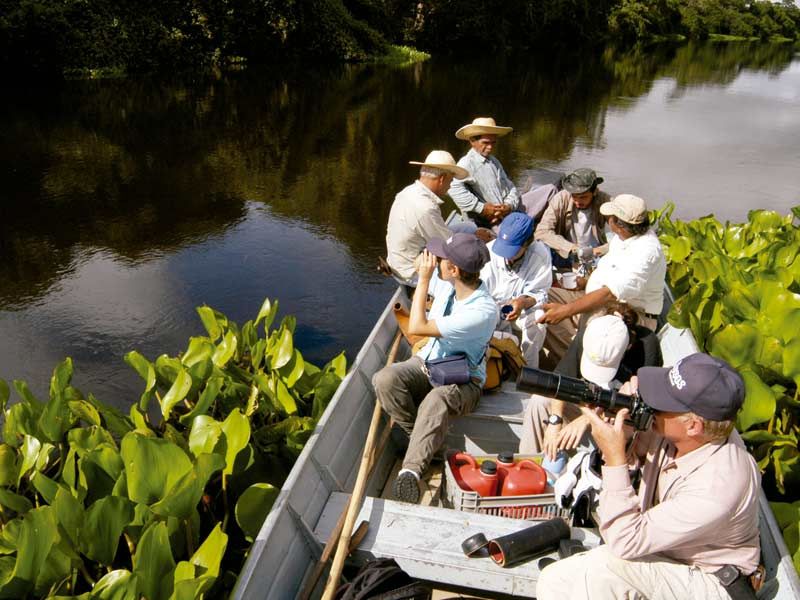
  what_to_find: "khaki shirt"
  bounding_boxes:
[386,181,451,280]
[534,190,611,258]
[598,429,761,575]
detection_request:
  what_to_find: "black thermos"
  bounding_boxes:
[487,519,571,568]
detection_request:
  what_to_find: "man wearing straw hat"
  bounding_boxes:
[449,117,520,228]
[385,150,470,285]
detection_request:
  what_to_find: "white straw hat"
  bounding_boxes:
[600,194,648,225]
[409,150,469,180]
[455,117,513,141]
[580,315,630,388]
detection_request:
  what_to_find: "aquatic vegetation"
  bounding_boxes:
[0,298,345,598]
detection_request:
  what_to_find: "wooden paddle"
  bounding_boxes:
[318,329,403,600]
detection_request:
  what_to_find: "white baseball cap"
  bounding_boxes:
[580,315,630,388]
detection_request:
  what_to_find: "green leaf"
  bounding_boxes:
[708,323,761,369]
[196,306,228,342]
[312,372,342,420]
[133,521,176,600]
[151,453,224,519]
[121,433,194,506]
[51,487,83,549]
[254,298,275,329]
[782,338,800,389]
[274,376,298,416]
[13,380,41,408]
[188,416,223,458]
[666,235,691,263]
[0,445,18,487]
[211,331,238,368]
[221,410,251,479]
[68,400,102,426]
[30,471,65,504]
[738,370,777,431]
[82,496,135,564]
[324,351,347,379]
[11,506,58,588]
[160,368,193,419]
[0,488,33,515]
[86,569,139,600]
[67,426,116,455]
[125,351,155,385]
[181,337,215,368]
[235,484,279,540]
[190,522,228,579]
[0,379,8,414]
[270,327,294,370]
[179,376,224,425]
[17,434,42,485]
[278,350,305,388]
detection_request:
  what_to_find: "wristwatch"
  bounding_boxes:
[547,414,564,426]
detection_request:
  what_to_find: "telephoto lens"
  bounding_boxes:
[516,367,654,431]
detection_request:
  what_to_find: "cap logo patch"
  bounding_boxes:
[446,235,454,244]
[668,362,687,390]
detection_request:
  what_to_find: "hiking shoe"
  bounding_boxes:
[393,470,420,503]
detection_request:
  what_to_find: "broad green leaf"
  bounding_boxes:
[324,351,347,378]
[86,394,134,438]
[0,488,33,514]
[179,376,224,425]
[13,380,41,408]
[738,370,777,432]
[151,453,224,519]
[133,522,176,600]
[666,236,691,263]
[782,339,800,389]
[741,430,778,443]
[270,327,294,369]
[83,445,124,481]
[0,379,8,414]
[68,426,116,455]
[129,405,149,432]
[0,445,18,487]
[188,416,223,457]
[274,377,298,416]
[17,434,41,485]
[49,357,73,400]
[770,501,800,529]
[3,403,38,447]
[0,519,21,554]
[312,372,342,420]
[278,350,305,388]
[30,471,65,504]
[235,484,279,540]
[196,306,228,342]
[68,400,101,426]
[211,331,238,368]
[181,337,215,368]
[708,323,761,369]
[160,368,193,419]
[241,320,257,351]
[155,355,183,387]
[221,410,250,478]
[11,506,58,587]
[82,496,135,564]
[125,351,155,385]
[190,522,228,578]
[84,569,139,600]
[254,298,276,329]
[250,339,267,370]
[51,487,83,549]
[121,433,194,506]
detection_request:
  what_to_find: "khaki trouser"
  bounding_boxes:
[537,545,729,600]
[518,394,583,454]
[544,287,585,363]
[496,313,547,368]
[372,356,481,474]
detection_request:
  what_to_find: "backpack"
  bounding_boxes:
[335,558,431,600]
[483,334,526,392]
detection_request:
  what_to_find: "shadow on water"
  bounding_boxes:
[0,40,797,406]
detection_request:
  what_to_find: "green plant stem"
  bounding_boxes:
[79,562,96,587]
[124,533,136,560]
[185,518,194,556]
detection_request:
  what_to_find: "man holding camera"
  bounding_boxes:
[536,353,761,600]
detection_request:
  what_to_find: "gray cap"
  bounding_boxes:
[427,233,490,274]
[562,168,603,194]
[637,353,745,421]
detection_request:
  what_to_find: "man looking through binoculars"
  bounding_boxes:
[535,353,761,600]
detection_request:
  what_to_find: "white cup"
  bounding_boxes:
[561,272,577,289]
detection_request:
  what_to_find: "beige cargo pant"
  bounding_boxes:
[536,545,729,599]
[518,393,583,454]
[372,356,481,475]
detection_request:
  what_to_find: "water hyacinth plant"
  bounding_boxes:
[0,298,345,598]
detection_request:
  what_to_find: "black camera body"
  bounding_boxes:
[516,367,655,431]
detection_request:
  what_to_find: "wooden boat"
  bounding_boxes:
[232,280,800,599]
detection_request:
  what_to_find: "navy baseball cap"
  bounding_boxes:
[492,213,534,259]
[427,233,490,274]
[637,353,745,421]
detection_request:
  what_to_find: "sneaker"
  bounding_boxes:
[393,470,420,503]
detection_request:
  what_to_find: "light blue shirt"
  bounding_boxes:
[449,148,521,215]
[418,274,499,384]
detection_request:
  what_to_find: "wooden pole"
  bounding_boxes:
[320,330,403,600]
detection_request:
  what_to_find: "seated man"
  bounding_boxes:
[520,304,663,458]
[537,353,761,600]
[479,212,552,367]
[372,233,497,503]
[539,194,667,344]
[385,150,469,285]
[449,117,520,228]
[535,168,611,360]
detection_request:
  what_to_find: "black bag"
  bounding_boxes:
[335,558,431,600]
[422,354,470,387]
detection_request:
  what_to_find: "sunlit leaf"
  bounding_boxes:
[0,445,17,487]
[17,434,42,485]
[196,306,223,341]
[738,370,777,432]
[235,484,279,541]
[68,400,101,427]
[133,521,176,600]
[179,376,224,425]
[181,338,215,368]
[0,379,9,414]
[221,410,250,479]
[188,416,223,457]
[151,453,224,519]
[211,331,238,368]
[278,350,305,388]
[82,496,135,564]
[324,351,347,379]
[312,372,342,420]
[160,368,193,419]
[271,327,293,369]
[708,323,761,369]
[121,433,194,506]
[0,488,33,514]
[274,376,298,416]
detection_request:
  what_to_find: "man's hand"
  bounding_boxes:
[575,275,588,291]
[504,297,528,321]
[579,406,630,467]
[414,249,437,282]
[542,422,563,460]
[537,302,574,325]
[474,227,495,243]
[557,415,590,452]
[481,203,507,225]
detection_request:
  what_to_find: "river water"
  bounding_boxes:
[1,42,799,408]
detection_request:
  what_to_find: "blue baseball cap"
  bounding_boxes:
[492,213,534,259]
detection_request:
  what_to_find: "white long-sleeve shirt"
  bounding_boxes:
[480,240,552,308]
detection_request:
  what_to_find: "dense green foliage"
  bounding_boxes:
[0,298,345,598]
[656,204,800,498]
[1,0,798,77]
[771,499,800,574]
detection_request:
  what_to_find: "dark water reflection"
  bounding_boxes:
[1,41,798,408]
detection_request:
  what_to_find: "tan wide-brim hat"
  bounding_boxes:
[455,117,513,141]
[600,194,648,225]
[409,150,469,180]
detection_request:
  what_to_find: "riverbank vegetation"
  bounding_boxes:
[1,0,798,78]
[656,205,800,573]
[0,298,345,597]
